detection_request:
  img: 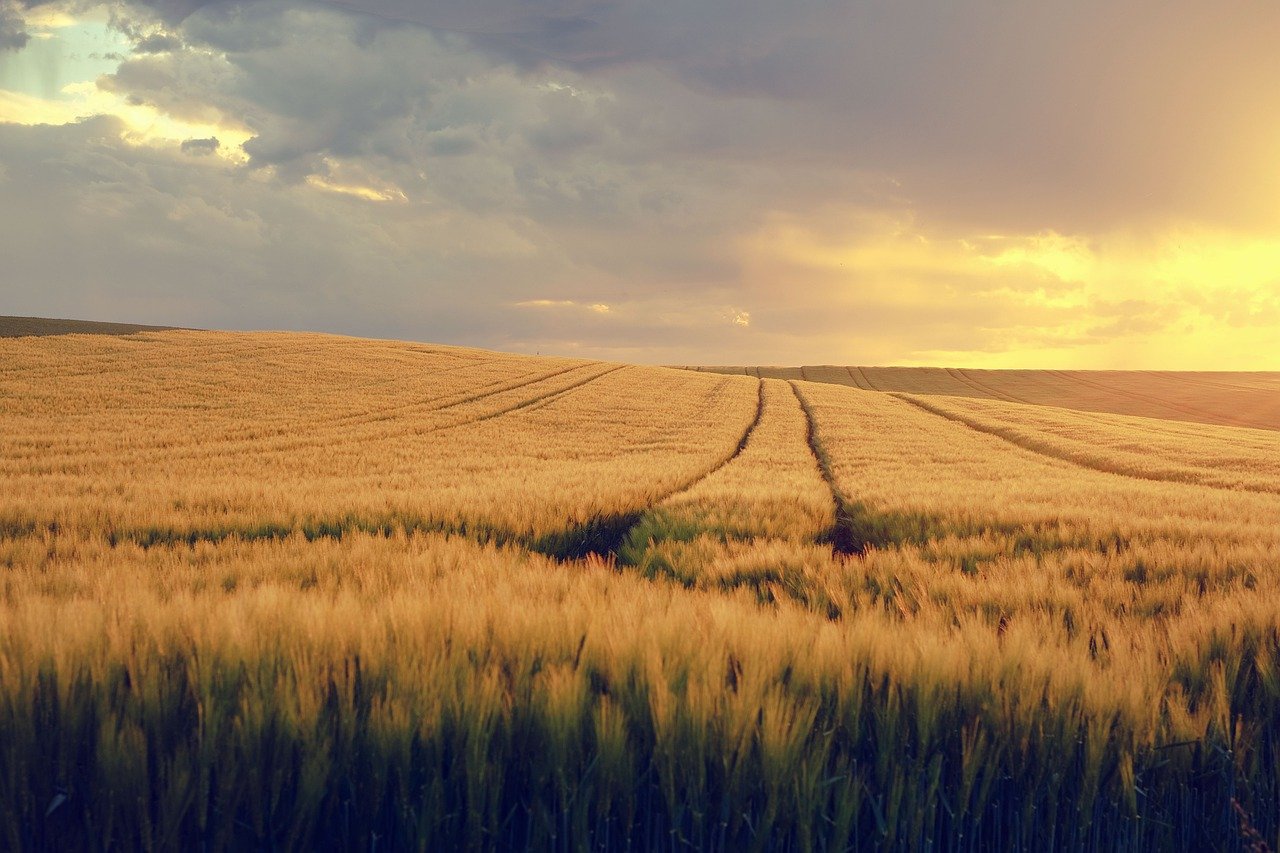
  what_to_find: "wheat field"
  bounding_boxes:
[4,329,1280,850]
[685,365,1280,431]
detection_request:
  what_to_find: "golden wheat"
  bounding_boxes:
[4,330,1280,849]
[0,332,757,543]
[696,364,1280,430]
[899,391,1280,493]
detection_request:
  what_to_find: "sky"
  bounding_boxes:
[1,1,1279,367]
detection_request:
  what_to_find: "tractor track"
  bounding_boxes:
[1,362,611,473]
[843,366,873,391]
[61,374,771,563]
[548,377,768,560]
[1044,370,1260,430]
[658,377,767,503]
[790,381,862,555]
[892,393,1280,496]
[853,366,882,391]
[945,368,1030,404]
[430,365,632,434]
[1139,370,1279,395]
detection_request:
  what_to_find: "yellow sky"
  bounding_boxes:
[745,214,1280,369]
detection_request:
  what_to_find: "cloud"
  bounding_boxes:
[0,0,29,50]
[133,31,181,52]
[71,0,1280,227]
[179,135,217,154]
[80,0,1280,240]
[3,0,1279,368]
[516,299,611,314]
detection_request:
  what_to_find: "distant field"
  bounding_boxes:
[4,329,1280,849]
[683,364,1280,430]
[0,315,181,337]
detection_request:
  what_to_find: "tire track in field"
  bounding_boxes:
[428,362,589,413]
[1139,370,1280,395]
[843,366,872,391]
[7,359,578,458]
[947,368,1030,404]
[74,375,766,560]
[668,377,766,500]
[203,360,613,451]
[2,345,516,463]
[853,367,882,391]
[430,364,630,434]
[790,381,862,555]
[13,355,513,462]
[1139,370,1237,392]
[1046,370,1261,430]
[892,392,1280,496]
[543,378,768,560]
[2,362,607,475]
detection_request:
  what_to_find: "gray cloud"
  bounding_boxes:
[134,31,182,51]
[86,0,1280,235]
[1,0,28,50]
[179,135,219,154]
[4,0,1279,366]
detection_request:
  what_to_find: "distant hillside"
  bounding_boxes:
[0,315,182,337]
[682,364,1280,431]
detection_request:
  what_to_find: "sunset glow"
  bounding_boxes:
[1,0,1278,366]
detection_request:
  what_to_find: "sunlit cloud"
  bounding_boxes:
[981,232,1095,286]
[0,7,251,161]
[0,82,252,162]
[304,175,405,202]
[305,163,408,203]
[22,7,78,30]
[515,299,613,315]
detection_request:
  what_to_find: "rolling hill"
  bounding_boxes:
[3,326,1280,849]
[682,364,1280,431]
[0,315,183,337]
